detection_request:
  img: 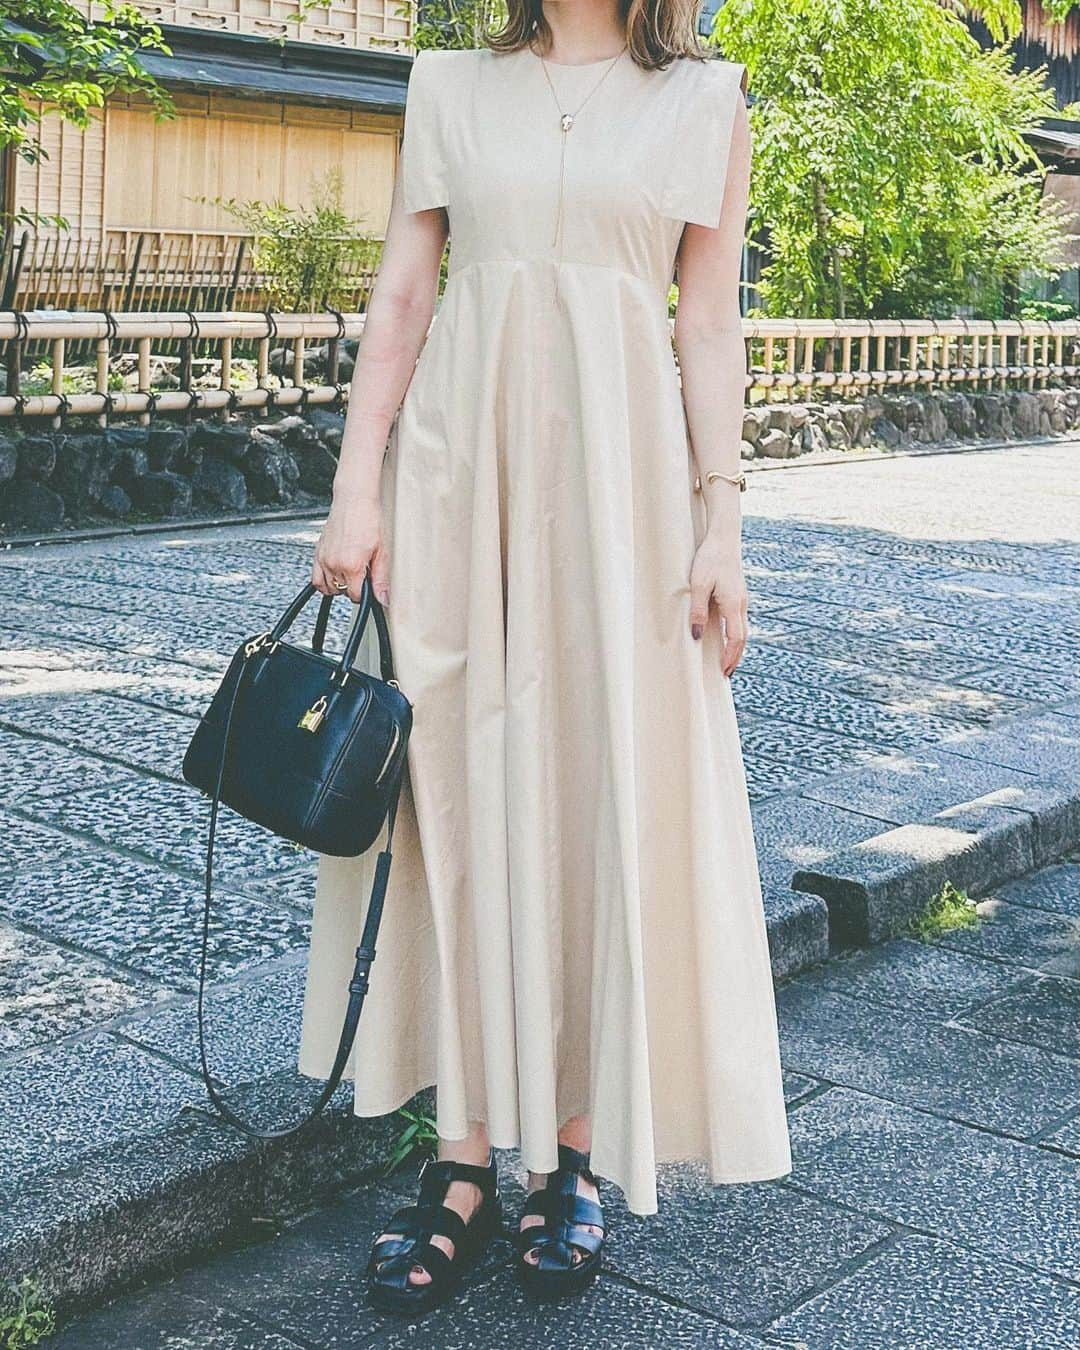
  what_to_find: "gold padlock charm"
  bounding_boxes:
[298,694,329,733]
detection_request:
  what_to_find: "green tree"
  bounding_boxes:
[0,0,174,230]
[407,0,506,50]
[712,0,1074,317]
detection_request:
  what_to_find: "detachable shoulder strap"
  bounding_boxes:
[195,651,402,1140]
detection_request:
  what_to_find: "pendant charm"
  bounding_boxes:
[560,113,574,132]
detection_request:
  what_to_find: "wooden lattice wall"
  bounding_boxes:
[83,0,414,52]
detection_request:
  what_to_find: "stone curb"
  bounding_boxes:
[0,895,825,1315]
[791,783,1080,946]
[0,1072,411,1317]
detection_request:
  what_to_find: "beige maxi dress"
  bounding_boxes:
[297,43,792,1216]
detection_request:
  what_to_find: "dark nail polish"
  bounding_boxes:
[691,624,703,640]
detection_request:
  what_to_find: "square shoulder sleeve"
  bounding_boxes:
[398,49,450,214]
[659,59,748,230]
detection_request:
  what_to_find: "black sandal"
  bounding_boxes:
[366,1153,502,1316]
[514,1143,605,1299]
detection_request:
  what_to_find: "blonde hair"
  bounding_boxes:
[484,0,711,71]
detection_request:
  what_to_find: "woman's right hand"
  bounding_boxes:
[311,489,390,606]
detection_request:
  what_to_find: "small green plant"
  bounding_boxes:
[908,881,979,940]
[192,170,381,312]
[0,1277,56,1349]
[383,1104,438,1176]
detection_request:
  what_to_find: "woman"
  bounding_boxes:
[300,0,791,1315]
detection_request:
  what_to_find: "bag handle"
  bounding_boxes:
[195,582,402,1139]
[280,579,396,686]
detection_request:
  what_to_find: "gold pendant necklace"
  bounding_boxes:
[532,40,628,295]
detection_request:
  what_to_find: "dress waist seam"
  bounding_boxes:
[445,255,669,297]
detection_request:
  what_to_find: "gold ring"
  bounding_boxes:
[333,579,348,591]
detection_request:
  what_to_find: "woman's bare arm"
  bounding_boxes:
[671,90,752,675]
[312,171,449,604]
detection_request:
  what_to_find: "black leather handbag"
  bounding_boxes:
[182,574,412,1139]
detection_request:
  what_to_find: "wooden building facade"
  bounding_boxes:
[3,0,418,309]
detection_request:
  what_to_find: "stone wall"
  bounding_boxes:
[740,387,1080,460]
[0,411,344,534]
[1,385,1078,535]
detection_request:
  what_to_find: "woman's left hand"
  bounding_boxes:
[689,538,749,677]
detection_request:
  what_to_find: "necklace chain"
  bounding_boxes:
[530,40,628,296]
[534,40,628,133]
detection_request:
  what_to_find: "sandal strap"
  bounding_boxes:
[373,1239,454,1290]
[418,1154,497,1201]
[556,1143,593,1179]
[533,1224,604,1270]
[523,1189,603,1231]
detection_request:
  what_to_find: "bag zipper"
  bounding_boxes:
[374,722,402,787]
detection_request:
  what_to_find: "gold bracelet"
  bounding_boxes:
[693,471,748,493]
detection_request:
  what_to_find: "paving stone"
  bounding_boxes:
[19,772,312,885]
[768,1234,1080,1350]
[119,960,307,1083]
[777,985,1078,1138]
[1042,1114,1080,1156]
[828,666,1031,727]
[107,537,317,572]
[51,1293,308,1348]
[0,728,141,801]
[929,894,1080,978]
[802,748,1041,827]
[251,860,320,909]
[737,673,961,752]
[942,712,1079,785]
[373,1265,767,1349]
[0,807,84,872]
[953,975,1079,1058]
[782,1071,819,1104]
[601,1162,891,1329]
[0,1033,200,1182]
[790,936,1022,1020]
[951,661,1077,706]
[0,692,198,778]
[761,623,1044,685]
[4,596,237,665]
[0,921,153,1055]
[749,795,883,894]
[0,657,223,722]
[995,862,1080,917]
[786,1087,1080,1280]
[151,1173,481,1349]
[13,552,306,609]
[741,751,825,801]
[0,853,309,990]
[889,621,1078,674]
[736,715,882,778]
[9,570,267,628]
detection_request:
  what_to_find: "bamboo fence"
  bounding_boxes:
[0,230,382,319]
[1,312,1079,426]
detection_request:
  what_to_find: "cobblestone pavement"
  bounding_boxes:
[50,857,1080,1348]
[1,439,1077,1344]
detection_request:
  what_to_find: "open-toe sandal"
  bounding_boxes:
[514,1143,605,1299]
[366,1153,502,1316]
